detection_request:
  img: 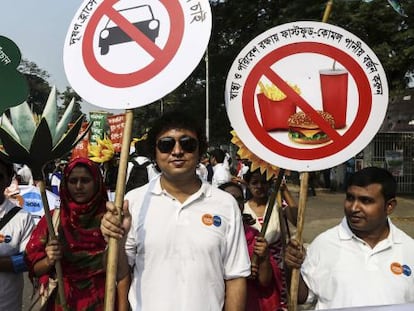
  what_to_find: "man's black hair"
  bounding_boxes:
[209,148,225,163]
[147,110,207,160]
[0,158,15,178]
[348,167,397,201]
[133,139,151,158]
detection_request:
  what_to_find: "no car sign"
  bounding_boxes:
[64,0,211,109]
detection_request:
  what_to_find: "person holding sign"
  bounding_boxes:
[285,167,414,309]
[101,110,250,311]
[219,181,283,311]
[25,157,129,311]
[243,168,298,310]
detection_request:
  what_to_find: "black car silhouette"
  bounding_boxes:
[99,5,160,55]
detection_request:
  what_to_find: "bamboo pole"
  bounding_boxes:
[322,0,333,23]
[287,2,333,310]
[104,109,134,311]
[38,180,68,310]
[288,172,309,311]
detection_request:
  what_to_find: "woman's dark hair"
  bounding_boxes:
[147,110,208,160]
[218,181,244,197]
[348,167,397,201]
[0,158,15,178]
[243,167,272,184]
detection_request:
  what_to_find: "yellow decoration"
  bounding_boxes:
[88,136,115,163]
[131,133,148,147]
[258,80,301,101]
[231,130,279,180]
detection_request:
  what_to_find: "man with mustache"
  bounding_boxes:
[285,167,414,309]
[101,110,250,311]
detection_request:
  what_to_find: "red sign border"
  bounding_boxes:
[243,42,372,160]
[82,0,184,88]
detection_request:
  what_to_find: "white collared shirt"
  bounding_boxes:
[124,176,250,311]
[302,217,414,309]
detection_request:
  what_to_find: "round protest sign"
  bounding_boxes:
[0,36,29,113]
[64,0,211,109]
[225,21,388,171]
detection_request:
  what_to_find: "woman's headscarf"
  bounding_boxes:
[59,157,108,256]
[25,157,109,310]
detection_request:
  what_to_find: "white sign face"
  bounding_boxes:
[225,21,388,172]
[64,0,211,109]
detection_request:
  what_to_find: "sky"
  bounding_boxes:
[0,0,122,115]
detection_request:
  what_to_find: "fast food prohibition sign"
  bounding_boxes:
[225,21,388,172]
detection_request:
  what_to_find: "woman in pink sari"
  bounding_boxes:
[219,182,282,311]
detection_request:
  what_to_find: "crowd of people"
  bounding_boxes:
[0,110,412,310]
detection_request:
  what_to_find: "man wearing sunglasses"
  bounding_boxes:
[101,110,250,311]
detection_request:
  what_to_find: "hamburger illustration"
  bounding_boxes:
[287,110,335,145]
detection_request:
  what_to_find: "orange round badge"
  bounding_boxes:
[390,262,403,275]
[202,214,213,226]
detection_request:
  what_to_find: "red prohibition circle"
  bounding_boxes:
[82,0,184,88]
[243,42,372,160]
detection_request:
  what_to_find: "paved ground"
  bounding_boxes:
[21,188,414,310]
[297,188,414,243]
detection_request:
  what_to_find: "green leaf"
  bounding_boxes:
[54,98,74,145]
[9,101,36,149]
[41,85,57,140]
[52,115,87,158]
[0,114,20,143]
[0,126,30,163]
[29,118,53,167]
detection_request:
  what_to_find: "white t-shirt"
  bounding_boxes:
[196,163,208,181]
[243,200,281,244]
[0,199,35,310]
[124,176,250,310]
[17,165,33,185]
[302,218,414,309]
[211,163,232,187]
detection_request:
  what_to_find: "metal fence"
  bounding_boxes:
[364,132,414,194]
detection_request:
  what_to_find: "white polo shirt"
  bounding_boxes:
[0,199,35,310]
[124,176,250,311]
[302,217,414,310]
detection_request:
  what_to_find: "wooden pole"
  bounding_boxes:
[322,0,333,23]
[38,180,68,310]
[288,172,309,311]
[287,3,333,310]
[104,109,134,311]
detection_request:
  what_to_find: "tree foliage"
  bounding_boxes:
[23,73,51,115]
[17,59,84,121]
[17,1,414,147]
[59,86,83,122]
[149,0,414,146]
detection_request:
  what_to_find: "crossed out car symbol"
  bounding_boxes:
[99,4,160,55]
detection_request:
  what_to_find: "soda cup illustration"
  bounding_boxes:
[319,69,348,129]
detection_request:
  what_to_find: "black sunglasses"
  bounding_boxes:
[156,136,198,154]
